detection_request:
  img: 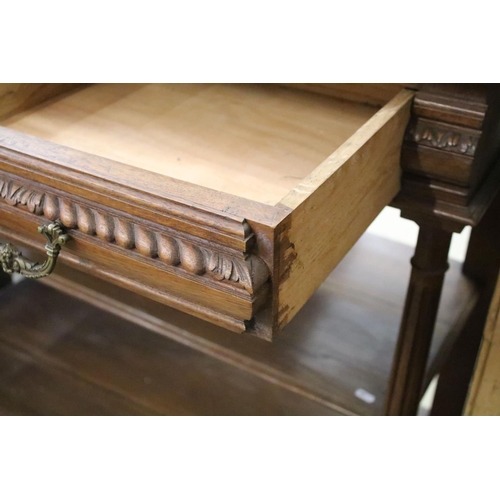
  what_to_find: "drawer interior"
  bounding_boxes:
[1,83,379,205]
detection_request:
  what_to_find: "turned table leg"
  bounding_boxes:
[384,225,452,416]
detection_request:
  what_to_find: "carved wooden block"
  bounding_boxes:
[394,84,500,229]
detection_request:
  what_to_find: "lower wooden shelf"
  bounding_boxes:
[0,232,477,416]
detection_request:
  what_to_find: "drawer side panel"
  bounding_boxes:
[276,91,414,332]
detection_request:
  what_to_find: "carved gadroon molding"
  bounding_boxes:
[0,177,269,293]
[405,120,480,156]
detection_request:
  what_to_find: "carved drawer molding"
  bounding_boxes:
[0,175,269,294]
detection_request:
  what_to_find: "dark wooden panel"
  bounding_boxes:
[401,143,475,186]
[0,388,32,416]
[394,156,500,229]
[0,342,153,416]
[412,87,488,129]
[432,191,500,415]
[396,84,500,233]
[385,226,453,415]
[0,281,340,416]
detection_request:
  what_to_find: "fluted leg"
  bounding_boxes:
[384,225,452,416]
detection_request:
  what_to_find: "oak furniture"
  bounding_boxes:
[465,268,500,416]
[1,83,499,415]
[431,188,500,415]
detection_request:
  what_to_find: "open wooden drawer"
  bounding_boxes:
[0,84,413,339]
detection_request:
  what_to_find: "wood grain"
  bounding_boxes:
[0,280,341,416]
[0,84,84,121]
[385,226,453,415]
[431,190,500,415]
[395,156,500,230]
[413,88,488,129]
[0,127,280,241]
[275,90,414,330]
[3,84,376,205]
[0,341,154,416]
[0,219,258,333]
[279,84,414,107]
[465,272,500,415]
[0,173,269,294]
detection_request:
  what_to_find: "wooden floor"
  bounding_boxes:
[0,232,476,415]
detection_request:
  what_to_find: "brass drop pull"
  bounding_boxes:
[0,221,70,279]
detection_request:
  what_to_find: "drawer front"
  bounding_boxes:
[0,164,270,334]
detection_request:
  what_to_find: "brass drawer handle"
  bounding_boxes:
[0,221,70,279]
